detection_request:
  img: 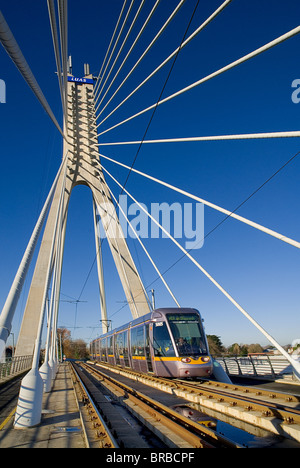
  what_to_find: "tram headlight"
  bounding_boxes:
[181,357,191,363]
[202,356,210,362]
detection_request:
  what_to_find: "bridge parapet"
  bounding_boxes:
[216,355,300,382]
[0,356,32,383]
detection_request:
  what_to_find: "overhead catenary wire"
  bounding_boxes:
[97,24,300,137]
[0,9,64,138]
[96,0,232,125]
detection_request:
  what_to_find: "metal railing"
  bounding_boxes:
[0,356,33,382]
[216,354,299,381]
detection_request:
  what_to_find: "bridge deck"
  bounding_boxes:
[0,363,86,448]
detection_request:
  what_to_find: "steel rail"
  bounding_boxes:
[90,361,300,425]
[82,362,243,448]
[69,362,118,448]
[171,379,300,425]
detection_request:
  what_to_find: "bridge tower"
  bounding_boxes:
[14,65,151,358]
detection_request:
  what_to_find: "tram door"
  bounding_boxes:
[123,331,130,367]
[145,324,153,373]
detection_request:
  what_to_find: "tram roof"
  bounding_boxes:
[91,308,200,342]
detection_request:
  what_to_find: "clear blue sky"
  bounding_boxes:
[0,0,299,349]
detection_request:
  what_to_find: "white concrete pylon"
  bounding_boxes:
[14,70,151,357]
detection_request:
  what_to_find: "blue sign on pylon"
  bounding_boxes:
[68,76,94,85]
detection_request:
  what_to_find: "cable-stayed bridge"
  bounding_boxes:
[0,0,299,431]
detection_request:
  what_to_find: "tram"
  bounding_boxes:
[90,308,213,378]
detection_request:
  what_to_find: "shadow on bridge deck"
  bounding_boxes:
[0,362,86,448]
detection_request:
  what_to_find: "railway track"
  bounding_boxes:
[0,375,23,432]
[84,361,300,445]
[71,361,244,448]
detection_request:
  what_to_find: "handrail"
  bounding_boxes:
[0,355,33,382]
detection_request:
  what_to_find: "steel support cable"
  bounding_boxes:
[94,0,136,105]
[98,25,300,137]
[95,0,187,123]
[47,0,66,125]
[96,0,161,112]
[28,158,69,375]
[49,162,67,364]
[98,130,300,145]
[58,0,68,112]
[80,1,201,312]
[96,0,231,125]
[0,10,64,138]
[76,184,147,317]
[106,182,181,307]
[95,192,142,318]
[101,164,300,373]
[97,153,300,249]
[0,150,69,358]
[44,158,67,369]
[92,0,199,262]
[109,0,201,199]
[93,0,128,97]
[95,0,146,111]
[95,0,161,115]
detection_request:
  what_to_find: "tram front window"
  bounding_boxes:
[167,313,207,356]
[153,322,175,357]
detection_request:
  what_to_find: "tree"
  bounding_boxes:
[247,343,264,354]
[227,343,244,356]
[57,328,89,360]
[69,339,89,360]
[207,335,225,356]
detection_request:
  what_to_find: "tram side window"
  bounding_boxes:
[131,326,145,356]
[116,333,123,355]
[107,336,113,356]
[153,322,175,357]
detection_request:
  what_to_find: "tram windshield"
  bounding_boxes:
[167,313,207,356]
